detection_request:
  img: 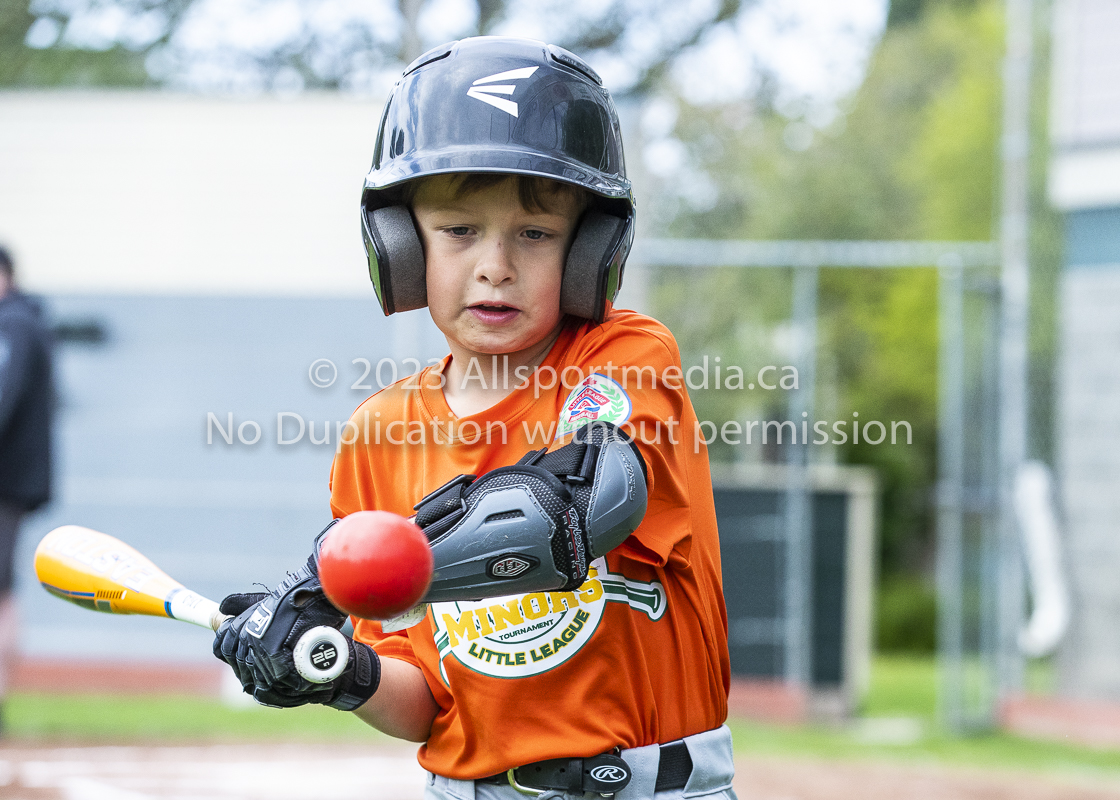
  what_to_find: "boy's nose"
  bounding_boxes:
[475,236,516,285]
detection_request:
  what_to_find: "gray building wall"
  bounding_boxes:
[1056,254,1120,699]
[20,296,448,663]
[1050,0,1120,700]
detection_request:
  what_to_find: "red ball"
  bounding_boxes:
[318,511,433,620]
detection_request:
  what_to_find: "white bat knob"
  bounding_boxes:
[292,626,349,683]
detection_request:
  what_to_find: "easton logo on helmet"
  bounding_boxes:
[466,66,538,117]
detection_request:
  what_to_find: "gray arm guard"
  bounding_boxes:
[412,422,648,603]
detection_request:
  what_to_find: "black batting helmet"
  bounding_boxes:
[360,36,635,322]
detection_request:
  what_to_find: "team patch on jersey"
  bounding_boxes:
[430,558,666,682]
[556,374,632,440]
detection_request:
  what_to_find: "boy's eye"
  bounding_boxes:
[447,226,471,236]
[523,229,546,241]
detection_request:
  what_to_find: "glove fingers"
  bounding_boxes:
[253,684,333,708]
[220,592,270,617]
[235,630,261,685]
[214,620,234,662]
[249,637,295,686]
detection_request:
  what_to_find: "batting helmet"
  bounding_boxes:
[360,36,635,322]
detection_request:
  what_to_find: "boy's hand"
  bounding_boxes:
[234,633,381,710]
[212,542,381,710]
[212,591,270,690]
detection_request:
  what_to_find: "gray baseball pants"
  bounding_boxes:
[424,724,737,800]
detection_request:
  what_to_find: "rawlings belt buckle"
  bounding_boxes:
[505,752,632,797]
[583,753,632,796]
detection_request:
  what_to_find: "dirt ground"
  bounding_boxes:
[1,743,1119,800]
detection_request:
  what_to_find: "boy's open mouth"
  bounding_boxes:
[468,302,520,324]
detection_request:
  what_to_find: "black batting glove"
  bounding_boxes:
[251,637,381,711]
[211,523,381,711]
[213,591,270,692]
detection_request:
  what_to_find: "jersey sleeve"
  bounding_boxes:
[328,402,378,518]
[566,315,696,568]
[352,617,423,667]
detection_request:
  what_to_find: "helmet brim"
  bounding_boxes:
[363,147,632,202]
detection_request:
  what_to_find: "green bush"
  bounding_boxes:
[876,576,937,653]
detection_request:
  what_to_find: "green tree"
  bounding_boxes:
[0,0,149,87]
[1,0,750,93]
[652,0,1058,608]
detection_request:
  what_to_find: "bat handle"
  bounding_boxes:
[211,612,349,685]
[291,626,349,683]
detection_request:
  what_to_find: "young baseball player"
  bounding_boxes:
[215,37,735,799]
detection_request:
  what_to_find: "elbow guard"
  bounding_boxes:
[413,422,648,603]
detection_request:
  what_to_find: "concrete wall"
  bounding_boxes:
[18,295,447,663]
[1050,0,1120,700]
[1056,255,1120,699]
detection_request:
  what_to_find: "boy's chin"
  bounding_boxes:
[457,340,529,358]
[452,330,555,360]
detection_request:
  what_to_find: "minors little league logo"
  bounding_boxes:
[431,558,665,683]
[557,374,632,439]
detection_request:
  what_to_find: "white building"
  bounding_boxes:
[1050,0,1120,701]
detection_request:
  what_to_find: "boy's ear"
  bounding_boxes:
[365,205,427,315]
[561,211,628,323]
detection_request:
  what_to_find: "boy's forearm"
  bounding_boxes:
[351,655,439,742]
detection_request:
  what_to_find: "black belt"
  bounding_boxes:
[478,740,692,796]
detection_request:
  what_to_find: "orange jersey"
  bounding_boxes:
[329,308,730,779]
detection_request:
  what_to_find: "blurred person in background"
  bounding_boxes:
[0,245,53,732]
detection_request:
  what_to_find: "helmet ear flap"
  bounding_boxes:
[561,211,628,323]
[365,204,629,322]
[364,205,427,315]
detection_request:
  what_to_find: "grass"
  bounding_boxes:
[860,653,939,717]
[727,655,1120,779]
[5,655,1120,783]
[4,693,392,744]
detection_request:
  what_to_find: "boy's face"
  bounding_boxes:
[412,175,581,364]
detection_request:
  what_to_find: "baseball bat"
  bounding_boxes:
[34,525,348,684]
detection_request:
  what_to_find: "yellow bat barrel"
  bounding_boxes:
[34,525,346,682]
[34,525,221,629]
